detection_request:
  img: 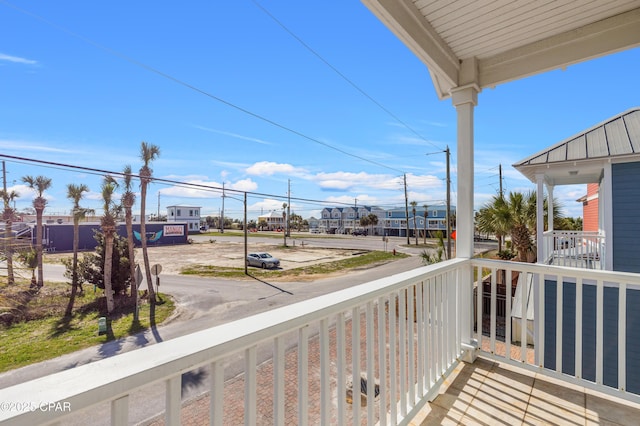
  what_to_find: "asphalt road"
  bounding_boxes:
[0,235,496,424]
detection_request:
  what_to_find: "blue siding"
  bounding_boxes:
[612,162,640,273]
[544,281,620,388]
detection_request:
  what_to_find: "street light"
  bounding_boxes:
[426,147,452,259]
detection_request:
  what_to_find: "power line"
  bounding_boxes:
[252,0,444,153]
[0,153,393,209]
[0,0,405,174]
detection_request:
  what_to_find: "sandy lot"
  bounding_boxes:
[45,240,364,275]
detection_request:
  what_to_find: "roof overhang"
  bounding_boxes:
[362,0,640,99]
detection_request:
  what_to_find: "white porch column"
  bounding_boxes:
[451,83,478,362]
[536,174,545,264]
[451,85,477,259]
[547,184,554,233]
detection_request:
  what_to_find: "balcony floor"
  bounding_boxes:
[414,356,640,425]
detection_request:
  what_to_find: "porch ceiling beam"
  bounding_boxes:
[479,8,640,89]
[362,0,459,96]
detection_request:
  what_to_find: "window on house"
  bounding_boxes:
[177,209,181,216]
[189,210,194,217]
[432,211,437,217]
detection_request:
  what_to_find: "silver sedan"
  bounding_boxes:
[246,252,280,269]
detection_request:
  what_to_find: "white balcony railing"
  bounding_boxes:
[542,230,605,270]
[2,257,640,425]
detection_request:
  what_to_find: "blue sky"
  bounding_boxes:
[1,1,638,221]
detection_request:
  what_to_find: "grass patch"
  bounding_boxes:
[0,279,174,373]
[181,250,409,279]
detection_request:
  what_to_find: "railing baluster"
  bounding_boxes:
[111,395,128,426]
[166,376,181,426]
[505,268,512,360]
[407,286,416,407]
[416,282,424,398]
[320,319,330,426]
[442,274,449,366]
[298,326,309,425]
[398,289,407,416]
[619,282,627,392]
[389,292,398,426]
[537,272,545,368]
[274,336,285,426]
[575,278,583,380]
[352,306,361,424]
[244,347,257,426]
[437,274,444,376]
[377,297,387,426]
[476,265,483,353]
[366,302,375,425]
[490,268,497,354]
[596,279,604,385]
[336,314,346,426]
[424,279,431,390]
[520,270,527,363]
[210,361,223,426]
[556,275,563,374]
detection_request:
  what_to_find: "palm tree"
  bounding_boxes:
[410,201,418,245]
[121,165,137,302]
[422,204,428,244]
[359,215,370,234]
[100,176,118,314]
[476,196,510,253]
[477,191,563,263]
[366,213,378,236]
[1,189,19,285]
[139,142,160,303]
[21,175,52,287]
[65,183,90,317]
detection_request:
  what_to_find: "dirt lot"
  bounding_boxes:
[45,240,364,275]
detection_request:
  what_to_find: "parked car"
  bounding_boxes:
[352,229,367,236]
[246,252,280,269]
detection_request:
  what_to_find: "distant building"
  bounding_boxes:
[317,205,454,237]
[258,211,285,231]
[577,183,599,232]
[167,205,201,234]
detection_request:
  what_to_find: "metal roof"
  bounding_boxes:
[513,107,640,184]
[362,0,640,99]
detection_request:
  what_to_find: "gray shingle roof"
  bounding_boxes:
[514,107,640,167]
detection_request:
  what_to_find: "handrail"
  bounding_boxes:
[0,258,468,425]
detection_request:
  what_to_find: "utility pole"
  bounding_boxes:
[287,179,291,237]
[499,164,503,197]
[244,192,248,274]
[445,146,452,260]
[404,174,410,245]
[157,192,160,219]
[221,182,225,233]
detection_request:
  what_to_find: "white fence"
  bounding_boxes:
[542,230,605,270]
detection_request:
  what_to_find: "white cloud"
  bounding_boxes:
[0,53,37,65]
[245,161,307,177]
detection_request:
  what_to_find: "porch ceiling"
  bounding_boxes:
[361,0,640,99]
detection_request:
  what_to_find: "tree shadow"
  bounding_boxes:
[148,299,164,344]
[181,367,208,398]
[97,318,122,358]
